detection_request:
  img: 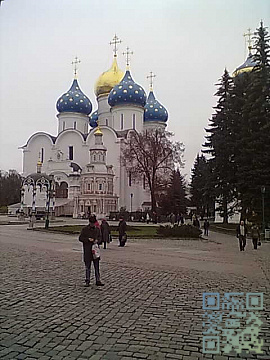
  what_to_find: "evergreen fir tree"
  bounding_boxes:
[159,169,187,215]
[190,154,215,219]
[203,69,237,223]
[236,21,270,221]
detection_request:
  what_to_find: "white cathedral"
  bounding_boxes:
[20,37,169,218]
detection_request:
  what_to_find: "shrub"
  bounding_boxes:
[157,224,202,238]
[0,206,7,214]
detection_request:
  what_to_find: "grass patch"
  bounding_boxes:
[210,223,237,235]
[40,225,158,238]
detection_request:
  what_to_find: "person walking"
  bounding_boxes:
[101,219,110,249]
[203,219,210,236]
[250,224,260,250]
[79,215,104,287]
[236,220,248,251]
[118,217,127,247]
[193,215,200,228]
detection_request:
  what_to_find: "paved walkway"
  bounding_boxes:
[0,224,269,360]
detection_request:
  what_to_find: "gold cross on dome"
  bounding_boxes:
[243,28,254,51]
[147,71,156,91]
[72,56,81,78]
[123,46,133,67]
[110,34,122,57]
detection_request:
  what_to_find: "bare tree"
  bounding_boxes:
[121,128,184,212]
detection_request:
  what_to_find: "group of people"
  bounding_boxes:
[236,220,261,251]
[169,213,185,226]
[78,215,127,287]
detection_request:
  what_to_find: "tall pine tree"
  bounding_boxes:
[203,70,237,223]
[158,169,187,215]
[190,154,215,219]
[236,21,270,221]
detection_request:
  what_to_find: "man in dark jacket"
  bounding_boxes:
[236,220,248,251]
[101,219,110,249]
[79,215,104,286]
[118,217,127,247]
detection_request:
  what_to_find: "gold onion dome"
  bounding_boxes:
[94,58,124,97]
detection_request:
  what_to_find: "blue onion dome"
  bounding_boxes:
[232,52,257,77]
[144,91,168,122]
[108,70,147,107]
[56,79,92,115]
[89,110,98,128]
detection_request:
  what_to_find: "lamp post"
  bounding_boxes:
[45,176,54,229]
[130,193,133,219]
[261,186,265,237]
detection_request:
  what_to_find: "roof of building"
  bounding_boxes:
[56,79,92,115]
[144,91,168,122]
[108,70,147,108]
[94,57,124,97]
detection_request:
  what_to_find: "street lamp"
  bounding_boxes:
[45,175,54,229]
[261,186,265,237]
[130,193,133,218]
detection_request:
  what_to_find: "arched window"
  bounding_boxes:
[73,121,77,130]
[132,114,136,129]
[121,114,124,130]
[63,121,66,131]
[105,118,108,126]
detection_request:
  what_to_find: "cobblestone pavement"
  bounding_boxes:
[0,225,269,360]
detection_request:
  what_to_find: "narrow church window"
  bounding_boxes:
[41,148,44,163]
[129,172,131,186]
[69,146,74,160]
[121,114,124,130]
[63,121,66,131]
[99,183,102,191]
[105,118,108,126]
[94,155,96,161]
[132,114,136,129]
[74,121,77,130]
[88,184,90,190]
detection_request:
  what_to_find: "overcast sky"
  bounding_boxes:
[0,0,269,181]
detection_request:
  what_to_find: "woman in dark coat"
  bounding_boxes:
[101,219,110,249]
[118,217,127,247]
[79,215,104,287]
[250,224,260,250]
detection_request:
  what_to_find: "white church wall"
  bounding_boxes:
[111,106,144,132]
[55,130,88,169]
[57,112,89,134]
[97,95,112,126]
[22,133,54,176]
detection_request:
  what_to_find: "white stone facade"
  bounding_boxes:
[21,56,168,218]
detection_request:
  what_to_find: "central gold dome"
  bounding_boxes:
[94,57,124,97]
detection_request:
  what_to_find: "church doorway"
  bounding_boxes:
[55,181,68,198]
